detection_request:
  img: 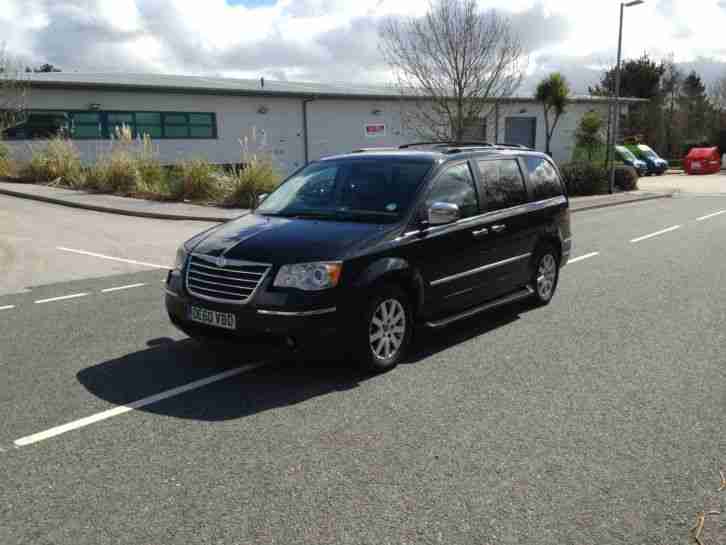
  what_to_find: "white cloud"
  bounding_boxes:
[1,0,725,92]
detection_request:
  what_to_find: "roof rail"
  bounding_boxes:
[351,147,399,153]
[444,146,495,154]
[399,141,493,149]
[494,142,532,150]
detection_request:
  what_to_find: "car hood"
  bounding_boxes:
[189,213,391,263]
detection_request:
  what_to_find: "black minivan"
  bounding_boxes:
[166,143,571,371]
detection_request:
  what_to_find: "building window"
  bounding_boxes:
[1,110,218,140]
[71,112,102,139]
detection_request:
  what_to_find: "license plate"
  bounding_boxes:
[189,306,236,330]
[693,161,702,169]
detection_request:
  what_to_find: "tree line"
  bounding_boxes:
[590,53,725,158]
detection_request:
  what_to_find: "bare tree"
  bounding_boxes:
[710,74,726,129]
[661,56,682,157]
[380,0,526,142]
[0,44,28,136]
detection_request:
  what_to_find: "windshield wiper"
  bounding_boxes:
[272,211,340,220]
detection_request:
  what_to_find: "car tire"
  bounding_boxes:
[530,245,559,306]
[352,284,413,373]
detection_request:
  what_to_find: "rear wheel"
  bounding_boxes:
[352,284,413,373]
[531,245,559,305]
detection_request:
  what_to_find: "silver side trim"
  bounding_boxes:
[430,252,532,287]
[445,287,475,299]
[165,288,179,297]
[426,287,534,328]
[257,307,337,317]
[422,195,567,236]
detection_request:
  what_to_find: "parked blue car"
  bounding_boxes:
[627,144,669,175]
[615,145,648,176]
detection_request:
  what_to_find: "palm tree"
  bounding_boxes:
[536,73,570,156]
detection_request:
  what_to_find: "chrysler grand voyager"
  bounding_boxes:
[165,143,572,372]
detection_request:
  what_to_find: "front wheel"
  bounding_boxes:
[531,246,559,305]
[352,284,413,373]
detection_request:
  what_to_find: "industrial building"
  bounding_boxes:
[4,73,642,175]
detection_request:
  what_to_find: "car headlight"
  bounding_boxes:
[274,262,343,291]
[174,245,188,271]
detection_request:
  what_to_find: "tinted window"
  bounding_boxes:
[425,163,479,219]
[524,157,563,200]
[477,159,527,211]
[257,159,432,223]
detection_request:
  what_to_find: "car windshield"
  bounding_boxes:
[616,146,637,161]
[256,158,434,223]
[638,146,659,160]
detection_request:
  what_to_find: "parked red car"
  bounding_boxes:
[684,147,722,175]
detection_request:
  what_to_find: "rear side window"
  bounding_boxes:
[425,163,479,219]
[477,159,527,211]
[524,157,563,200]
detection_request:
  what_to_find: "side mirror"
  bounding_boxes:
[428,202,461,226]
[257,193,268,205]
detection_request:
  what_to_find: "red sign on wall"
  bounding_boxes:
[365,123,386,138]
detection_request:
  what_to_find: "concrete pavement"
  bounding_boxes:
[0,181,247,222]
[1,194,725,545]
[640,171,726,194]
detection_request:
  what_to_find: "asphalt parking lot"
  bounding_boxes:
[1,193,725,545]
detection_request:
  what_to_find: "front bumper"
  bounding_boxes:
[165,270,342,346]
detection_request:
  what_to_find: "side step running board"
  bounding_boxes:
[425,286,534,329]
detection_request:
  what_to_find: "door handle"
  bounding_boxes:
[491,224,507,233]
[471,227,489,237]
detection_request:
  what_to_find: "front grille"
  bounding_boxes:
[185,254,271,304]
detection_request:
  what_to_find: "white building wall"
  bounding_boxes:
[491,101,613,164]
[6,86,621,175]
[6,87,308,174]
[306,98,410,160]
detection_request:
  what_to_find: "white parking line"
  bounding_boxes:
[0,305,15,311]
[568,252,599,264]
[630,225,681,243]
[13,362,266,447]
[696,210,726,221]
[57,247,170,270]
[34,293,89,304]
[101,283,147,293]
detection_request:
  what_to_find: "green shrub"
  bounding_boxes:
[22,137,84,187]
[85,151,140,193]
[559,162,609,196]
[0,141,11,177]
[168,158,225,201]
[224,159,281,208]
[614,165,638,191]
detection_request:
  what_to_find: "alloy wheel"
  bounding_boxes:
[536,253,557,301]
[369,298,407,361]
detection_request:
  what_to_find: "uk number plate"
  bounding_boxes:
[692,161,702,169]
[189,306,236,330]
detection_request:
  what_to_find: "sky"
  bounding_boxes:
[2,0,726,95]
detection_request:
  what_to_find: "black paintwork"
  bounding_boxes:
[166,148,571,346]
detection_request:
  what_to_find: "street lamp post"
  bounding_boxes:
[609,0,645,194]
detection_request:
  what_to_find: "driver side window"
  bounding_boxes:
[425,163,479,219]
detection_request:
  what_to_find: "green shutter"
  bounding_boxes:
[190,126,214,138]
[137,125,162,139]
[135,112,161,124]
[189,113,213,125]
[165,125,189,138]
